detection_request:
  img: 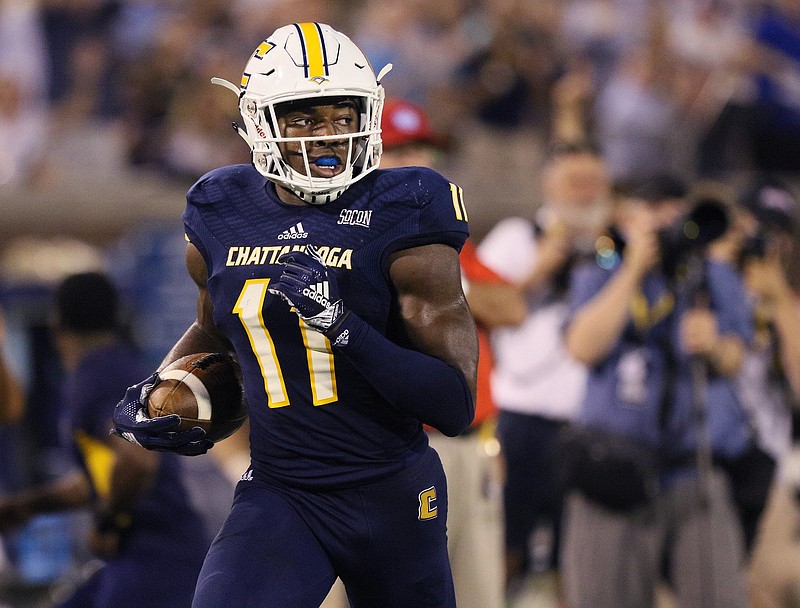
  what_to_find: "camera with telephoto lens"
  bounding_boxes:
[657,197,729,279]
[604,197,729,279]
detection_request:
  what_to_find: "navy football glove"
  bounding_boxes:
[268,245,351,344]
[111,373,213,456]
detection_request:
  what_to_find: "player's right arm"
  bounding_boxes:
[111,243,231,455]
[157,243,234,365]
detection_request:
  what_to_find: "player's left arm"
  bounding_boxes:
[389,242,479,401]
[269,241,478,435]
[340,242,478,435]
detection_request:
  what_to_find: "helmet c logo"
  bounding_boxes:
[253,41,275,60]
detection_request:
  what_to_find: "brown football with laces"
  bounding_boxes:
[147,352,247,443]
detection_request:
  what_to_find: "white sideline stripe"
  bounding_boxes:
[159,370,212,421]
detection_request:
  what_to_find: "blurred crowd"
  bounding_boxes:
[2,0,800,210]
[1,1,800,608]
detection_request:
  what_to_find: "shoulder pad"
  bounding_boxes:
[372,166,450,210]
[187,164,261,207]
[375,166,469,255]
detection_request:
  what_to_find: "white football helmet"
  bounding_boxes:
[213,23,392,204]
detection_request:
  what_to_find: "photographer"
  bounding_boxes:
[724,177,800,607]
[477,141,610,604]
[560,176,752,608]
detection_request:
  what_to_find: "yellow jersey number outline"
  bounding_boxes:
[233,278,338,407]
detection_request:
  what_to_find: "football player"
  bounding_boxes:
[0,272,209,608]
[112,22,478,608]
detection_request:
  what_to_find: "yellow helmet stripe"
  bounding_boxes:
[295,22,329,78]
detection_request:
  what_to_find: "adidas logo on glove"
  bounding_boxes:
[302,281,332,308]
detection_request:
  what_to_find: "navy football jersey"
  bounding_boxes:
[183,164,469,488]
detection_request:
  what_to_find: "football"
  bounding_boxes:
[147,352,247,443]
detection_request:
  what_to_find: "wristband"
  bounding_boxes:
[323,308,356,347]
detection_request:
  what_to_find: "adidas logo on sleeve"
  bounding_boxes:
[278,222,309,240]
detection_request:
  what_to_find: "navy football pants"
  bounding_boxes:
[192,447,455,608]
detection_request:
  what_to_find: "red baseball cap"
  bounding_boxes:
[380,99,449,151]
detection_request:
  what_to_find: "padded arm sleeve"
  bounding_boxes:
[332,312,474,437]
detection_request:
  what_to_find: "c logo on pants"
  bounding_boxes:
[418,486,438,520]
